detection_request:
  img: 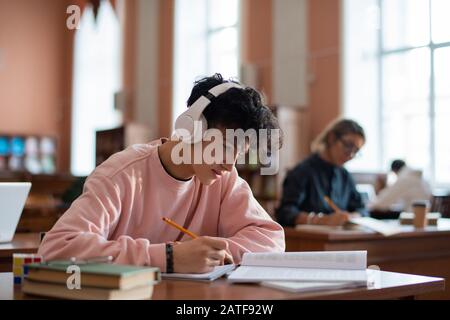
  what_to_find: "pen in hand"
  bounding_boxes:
[162,217,198,239]
[162,217,234,265]
[323,196,355,227]
[323,196,342,214]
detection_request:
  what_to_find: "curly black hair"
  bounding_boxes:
[186,73,283,150]
[391,159,406,173]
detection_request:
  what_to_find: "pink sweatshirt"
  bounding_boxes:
[38,139,285,271]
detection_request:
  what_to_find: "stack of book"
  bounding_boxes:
[22,261,160,300]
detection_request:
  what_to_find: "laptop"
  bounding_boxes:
[356,184,376,205]
[0,182,31,243]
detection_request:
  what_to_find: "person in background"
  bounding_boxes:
[369,160,432,212]
[276,119,367,227]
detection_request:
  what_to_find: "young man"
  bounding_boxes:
[369,160,431,212]
[38,74,285,274]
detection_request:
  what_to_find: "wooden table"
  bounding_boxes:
[0,233,41,272]
[0,270,444,300]
[285,219,450,299]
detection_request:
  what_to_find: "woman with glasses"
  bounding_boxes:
[276,119,367,226]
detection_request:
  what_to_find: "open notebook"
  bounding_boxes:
[227,251,368,285]
[162,264,235,282]
[348,217,403,236]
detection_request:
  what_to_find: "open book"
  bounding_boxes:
[348,217,403,236]
[261,281,363,293]
[227,251,368,285]
[162,264,235,282]
[295,217,404,236]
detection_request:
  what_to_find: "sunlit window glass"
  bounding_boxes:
[173,0,240,126]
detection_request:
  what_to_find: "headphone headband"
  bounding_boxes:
[174,81,243,143]
[208,82,242,97]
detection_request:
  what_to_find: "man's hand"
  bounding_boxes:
[172,236,234,274]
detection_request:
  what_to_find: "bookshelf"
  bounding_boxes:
[235,106,310,217]
[0,172,77,233]
[0,134,57,174]
[95,123,153,166]
[95,127,126,167]
[236,164,279,217]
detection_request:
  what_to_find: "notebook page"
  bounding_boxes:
[241,251,367,270]
[349,217,402,236]
[162,264,235,281]
[227,266,368,284]
[261,281,365,293]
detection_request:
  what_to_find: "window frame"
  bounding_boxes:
[377,0,450,187]
[206,0,242,75]
[204,0,241,76]
[172,0,243,124]
[70,2,123,176]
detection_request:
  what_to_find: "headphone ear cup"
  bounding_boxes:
[174,82,241,143]
[174,113,207,144]
[191,114,207,144]
[174,113,194,142]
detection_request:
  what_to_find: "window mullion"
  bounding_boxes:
[207,24,238,34]
[377,0,384,171]
[429,0,436,185]
[205,0,211,74]
[382,44,429,55]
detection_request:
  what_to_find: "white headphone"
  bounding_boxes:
[174,82,242,143]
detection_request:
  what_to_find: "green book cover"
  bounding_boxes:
[26,261,160,279]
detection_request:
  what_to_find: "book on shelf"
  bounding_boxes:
[227,251,368,286]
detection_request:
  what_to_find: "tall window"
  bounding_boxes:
[173,0,240,125]
[344,0,450,187]
[71,1,122,176]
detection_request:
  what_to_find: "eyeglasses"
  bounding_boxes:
[338,137,361,158]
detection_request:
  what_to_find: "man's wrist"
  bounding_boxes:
[165,243,174,273]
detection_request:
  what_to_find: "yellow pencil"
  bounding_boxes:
[163,217,234,265]
[162,217,199,239]
[323,196,342,213]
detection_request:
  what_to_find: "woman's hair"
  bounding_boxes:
[187,73,283,149]
[311,118,365,152]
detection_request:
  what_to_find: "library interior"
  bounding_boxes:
[0,0,449,301]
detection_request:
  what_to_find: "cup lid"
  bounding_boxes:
[412,200,429,207]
